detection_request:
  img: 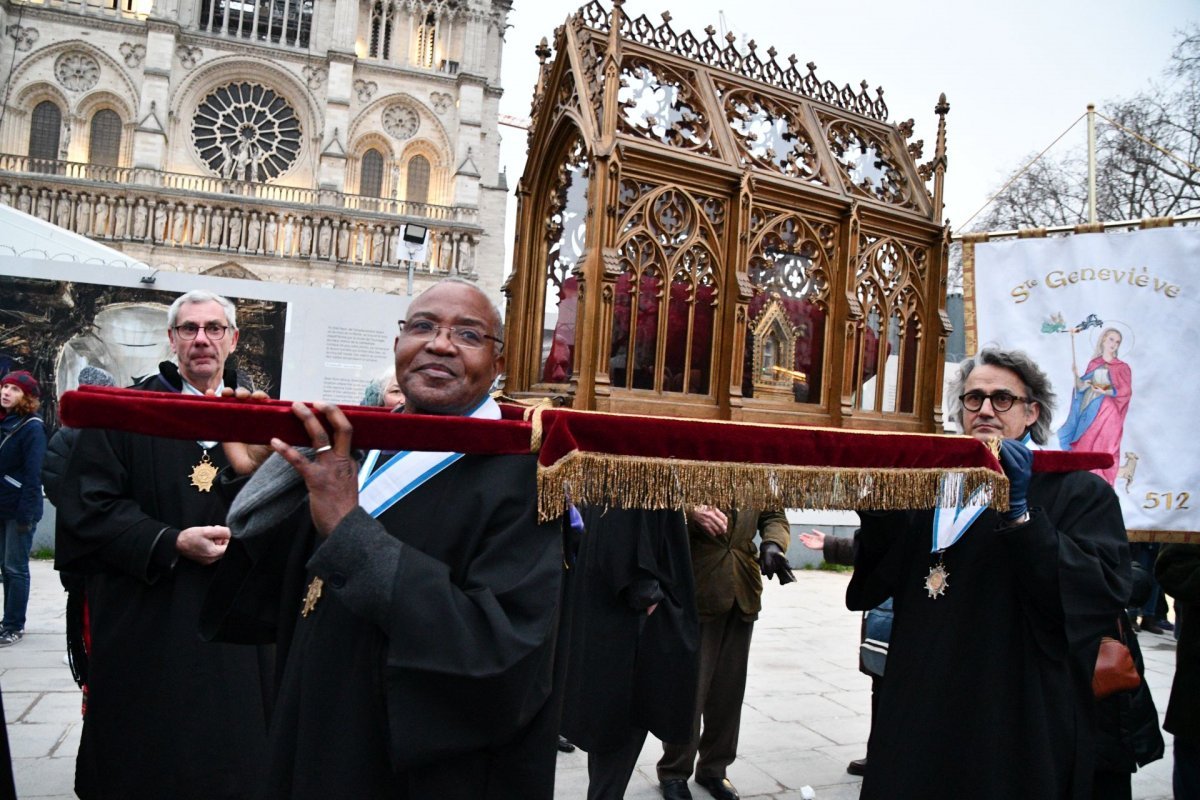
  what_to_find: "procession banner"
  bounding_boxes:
[966,225,1200,542]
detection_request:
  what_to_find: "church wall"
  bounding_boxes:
[0,0,512,306]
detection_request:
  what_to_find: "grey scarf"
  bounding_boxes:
[226,451,313,540]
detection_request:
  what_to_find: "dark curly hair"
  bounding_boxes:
[947,348,1056,444]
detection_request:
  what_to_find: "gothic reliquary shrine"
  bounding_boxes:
[505,0,952,432]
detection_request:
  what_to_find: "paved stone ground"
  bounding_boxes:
[2,560,1180,799]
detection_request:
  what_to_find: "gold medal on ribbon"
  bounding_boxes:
[925,561,950,599]
[189,450,219,493]
[301,577,324,617]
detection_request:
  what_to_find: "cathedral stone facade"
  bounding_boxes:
[0,0,511,299]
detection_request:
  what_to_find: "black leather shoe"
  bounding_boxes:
[847,757,867,776]
[660,779,693,800]
[695,776,740,800]
[556,735,576,753]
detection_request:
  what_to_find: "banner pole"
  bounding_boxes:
[1087,103,1098,224]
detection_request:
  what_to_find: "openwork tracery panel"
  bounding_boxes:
[851,234,926,413]
[618,59,716,155]
[718,86,824,183]
[610,182,723,394]
[744,210,834,403]
[192,83,302,182]
[576,1,890,122]
[824,118,912,207]
[539,136,591,384]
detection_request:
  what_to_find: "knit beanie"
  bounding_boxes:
[1,370,40,398]
[78,366,116,388]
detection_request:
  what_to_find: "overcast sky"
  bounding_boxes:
[496,0,1197,253]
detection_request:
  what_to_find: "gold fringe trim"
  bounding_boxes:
[1127,530,1200,544]
[537,451,1010,522]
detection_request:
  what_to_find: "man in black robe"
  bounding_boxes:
[201,279,563,799]
[559,506,699,799]
[55,290,270,799]
[847,348,1129,800]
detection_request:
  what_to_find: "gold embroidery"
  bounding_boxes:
[301,577,324,617]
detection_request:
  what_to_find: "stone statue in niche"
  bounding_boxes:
[228,210,243,250]
[16,187,31,215]
[246,212,261,253]
[317,219,332,259]
[388,227,401,263]
[336,222,350,260]
[281,216,295,256]
[171,205,187,243]
[457,239,474,275]
[300,218,314,257]
[56,192,73,230]
[93,196,109,237]
[189,206,203,245]
[209,209,225,249]
[354,226,365,262]
[264,213,278,254]
[153,203,167,242]
[114,198,128,238]
[75,194,92,234]
[371,226,385,264]
[132,198,148,239]
[36,191,51,221]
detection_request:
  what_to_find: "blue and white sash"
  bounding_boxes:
[357,397,501,519]
[930,433,1035,552]
[931,473,991,553]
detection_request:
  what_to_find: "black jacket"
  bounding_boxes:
[1157,544,1200,741]
[132,360,249,394]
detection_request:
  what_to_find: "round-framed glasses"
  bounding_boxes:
[959,390,1029,413]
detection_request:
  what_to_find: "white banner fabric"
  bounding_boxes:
[971,226,1200,533]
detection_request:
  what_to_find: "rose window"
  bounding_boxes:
[55,52,100,92]
[382,103,419,140]
[192,82,302,182]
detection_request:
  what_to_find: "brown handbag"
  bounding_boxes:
[1092,615,1141,699]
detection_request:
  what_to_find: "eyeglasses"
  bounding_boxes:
[173,323,230,341]
[960,390,1030,413]
[398,319,503,350]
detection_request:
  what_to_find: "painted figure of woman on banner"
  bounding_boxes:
[1057,325,1132,484]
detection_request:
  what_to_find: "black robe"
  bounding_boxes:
[847,471,1129,800]
[201,452,563,800]
[54,372,269,800]
[559,506,699,752]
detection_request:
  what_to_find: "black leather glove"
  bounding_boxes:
[997,439,1033,522]
[759,541,795,585]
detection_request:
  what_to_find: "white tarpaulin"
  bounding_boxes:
[0,204,409,405]
[968,225,1200,536]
